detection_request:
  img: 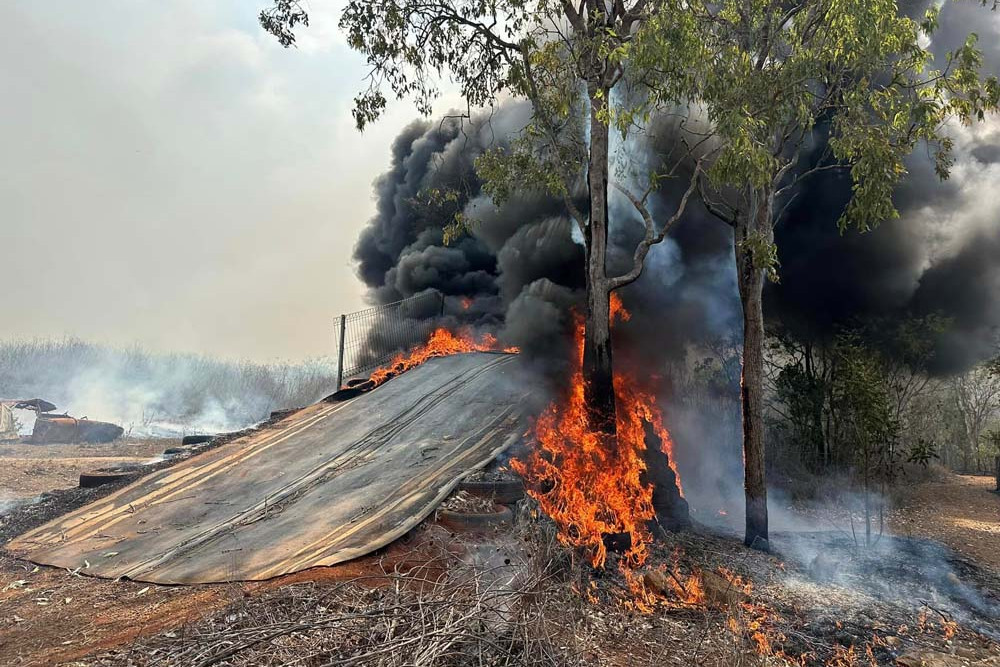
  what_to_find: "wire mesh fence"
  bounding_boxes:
[334,291,445,388]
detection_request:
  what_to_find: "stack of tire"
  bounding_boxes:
[436,476,525,532]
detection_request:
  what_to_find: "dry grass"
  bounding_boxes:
[8,508,998,666]
[86,523,592,667]
[76,516,781,667]
[0,338,337,435]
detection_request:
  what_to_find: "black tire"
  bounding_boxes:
[79,470,133,489]
[181,435,213,446]
[458,478,525,504]
[163,447,187,456]
[324,385,369,402]
[436,504,513,532]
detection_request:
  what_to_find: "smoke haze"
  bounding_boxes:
[0,0,466,363]
[0,339,334,437]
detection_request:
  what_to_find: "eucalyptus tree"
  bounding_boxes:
[641,0,999,547]
[260,0,703,434]
[954,363,1000,471]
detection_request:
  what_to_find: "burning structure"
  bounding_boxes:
[9,350,525,584]
[337,83,1000,613]
[512,294,689,582]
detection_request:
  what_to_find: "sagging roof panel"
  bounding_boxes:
[7,352,525,584]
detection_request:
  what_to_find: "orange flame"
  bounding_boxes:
[460,296,473,310]
[719,566,890,667]
[365,328,518,388]
[511,294,682,579]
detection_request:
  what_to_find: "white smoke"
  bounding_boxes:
[0,338,337,438]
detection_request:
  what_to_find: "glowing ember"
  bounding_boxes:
[634,550,706,610]
[460,296,473,310]
[512,294,682,579]
[718,567,907,666]
[365,328,518,388]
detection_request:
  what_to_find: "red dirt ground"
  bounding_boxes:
[1,443,998,666]
[0,525,458,666]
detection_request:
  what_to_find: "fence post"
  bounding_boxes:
[336,314,347,389]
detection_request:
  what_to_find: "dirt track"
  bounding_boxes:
[0,440,170,503]
[891,474,1000,572]
[0,439,189,665]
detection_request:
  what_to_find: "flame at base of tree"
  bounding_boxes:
[366,328,519,388]
[512,295,683,583]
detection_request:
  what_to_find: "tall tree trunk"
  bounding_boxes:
[583,81,688,532]
[956,386,976,472]
[583,83,616,433]
[735,192,772,549]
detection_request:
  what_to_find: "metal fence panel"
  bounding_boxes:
[334,291,445,388]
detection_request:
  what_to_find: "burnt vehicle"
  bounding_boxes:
[0,398,123,444]
[29,413,124,444]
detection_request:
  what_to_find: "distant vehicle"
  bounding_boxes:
[0,398,123,444]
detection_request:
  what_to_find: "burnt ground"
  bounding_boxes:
[0,442,998,665]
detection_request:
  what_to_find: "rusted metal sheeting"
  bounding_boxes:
[7,353,525,584]
[30,415,124,444]
[0,404,18,442]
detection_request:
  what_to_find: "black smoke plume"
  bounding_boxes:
[767,0,1000,373]
[352,1,999,377]
[352,105,744,372]
[354,103,582,358]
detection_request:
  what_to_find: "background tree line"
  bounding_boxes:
[764,318,1000,477]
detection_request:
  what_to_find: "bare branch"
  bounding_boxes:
[608,162,702,290]
[698,173,737,227]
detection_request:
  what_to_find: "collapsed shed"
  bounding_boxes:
[0,403,19,442]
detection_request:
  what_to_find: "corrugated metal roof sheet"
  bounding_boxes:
[7,352,525,584]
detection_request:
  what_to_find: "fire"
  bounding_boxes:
[511,294,682,580]
[365,327,518,388]
[642,550,706,607]
[720,566,891,667]
[460,296,473,310]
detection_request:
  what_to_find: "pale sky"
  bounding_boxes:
[1,1,460,362]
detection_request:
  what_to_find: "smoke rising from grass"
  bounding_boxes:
[0,339,336,438]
